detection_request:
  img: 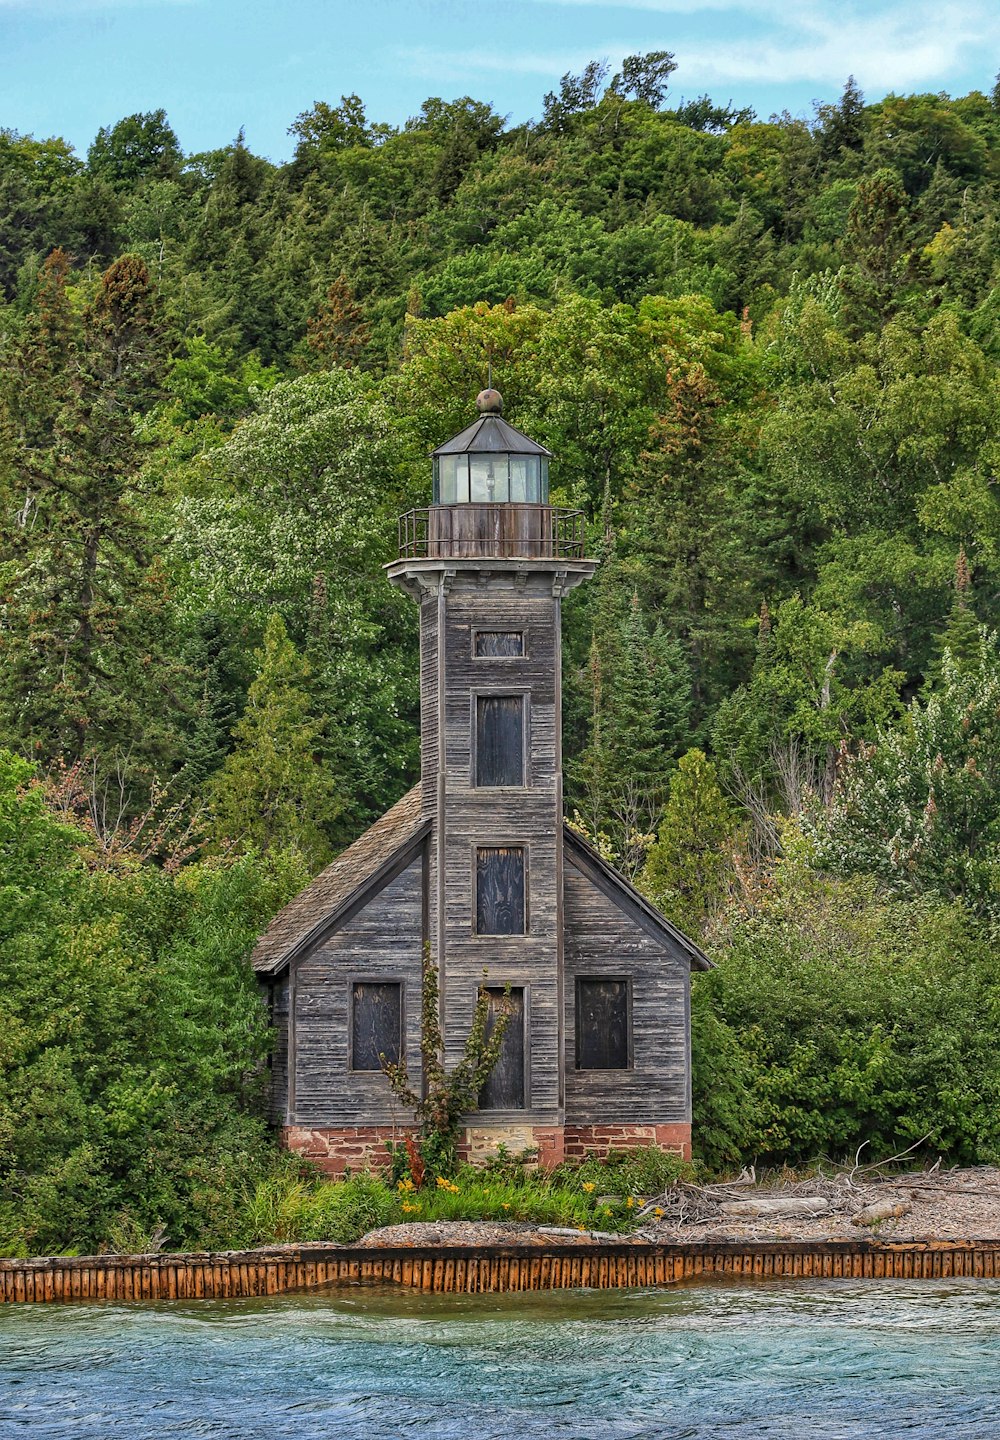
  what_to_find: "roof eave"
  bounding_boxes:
[563,825,714,971]
[251,818,431,978]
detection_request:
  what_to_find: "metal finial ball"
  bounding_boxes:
[476,388,503,415]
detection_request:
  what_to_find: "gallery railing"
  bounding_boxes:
[398,504,586,561]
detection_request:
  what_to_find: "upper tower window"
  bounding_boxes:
[474,631,524,658]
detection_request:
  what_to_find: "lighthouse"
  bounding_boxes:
[252,391,708,1172]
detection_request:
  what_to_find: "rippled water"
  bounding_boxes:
[2,1279,1000,1438]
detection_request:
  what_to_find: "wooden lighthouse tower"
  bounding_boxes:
[252,390,708,1172]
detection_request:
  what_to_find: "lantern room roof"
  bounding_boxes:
[431,413,552,459]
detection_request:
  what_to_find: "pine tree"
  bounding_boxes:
[208,613,342,870]
[304,275,370,369]
[641,748,739,938]
[928,547,982,684]
[0,253,178,778]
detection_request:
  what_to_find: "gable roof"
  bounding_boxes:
[251,786,429,977]
[563,825,713,972]
[250,787,711,979]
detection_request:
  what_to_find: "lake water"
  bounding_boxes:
[2,1279,1000,1438]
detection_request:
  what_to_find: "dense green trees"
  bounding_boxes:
[6,68,1000,1215]
[0,751,304,1255]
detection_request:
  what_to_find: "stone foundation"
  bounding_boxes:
[283,1122,691,1176]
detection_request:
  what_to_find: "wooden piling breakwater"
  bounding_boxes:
[4,1239,1000,1304]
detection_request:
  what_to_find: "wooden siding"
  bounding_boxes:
[423,580,565,1125]
[563,856,691,1126]
[268,976,290,1125]
[7,1240,1000,1303]
[292,854,424,1127]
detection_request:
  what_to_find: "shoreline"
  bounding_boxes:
[5,1234,1000,1303]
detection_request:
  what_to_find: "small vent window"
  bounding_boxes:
[475,631,524,657]
[476,695,524,787]
[351,981,402,1071]
[576,978,630,1070]
[478,987,526,1110]
[476,847,525,935]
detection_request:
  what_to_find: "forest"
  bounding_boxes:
[5,55,1000,1253]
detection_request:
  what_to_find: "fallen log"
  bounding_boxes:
[720,1197,831,1218]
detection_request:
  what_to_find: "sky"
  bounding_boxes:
[3,0,1000,163]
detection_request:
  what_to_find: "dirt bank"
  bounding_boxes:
[357,1166,1000,1249]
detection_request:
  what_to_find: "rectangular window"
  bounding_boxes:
[476,847,525,935]
[478,987,525,1110]
[575,978,630,1070]
[475,631,524,658]
[351,981,402,1071]
[476,695,524,786]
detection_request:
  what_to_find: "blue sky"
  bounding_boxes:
[3,0,1000,163]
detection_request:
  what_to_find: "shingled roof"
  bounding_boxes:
[250,785,428,976]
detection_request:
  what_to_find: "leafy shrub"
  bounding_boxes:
[692,860,1000,1170]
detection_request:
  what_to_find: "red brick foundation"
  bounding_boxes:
[282,1126,415,1177]
[562,1124,692,1162]
[283,1122,691,1175]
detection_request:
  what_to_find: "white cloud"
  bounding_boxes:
[679,0,1000,90]
[406,0,999,96]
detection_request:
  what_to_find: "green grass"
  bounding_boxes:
[233,1147,697,1248]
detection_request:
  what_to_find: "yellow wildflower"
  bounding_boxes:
[501,1202,511,1210]
[626,1196,634,1209]
[401,1202,420,1214]
[654,1207,665,1218]
[581,1181,596,1194]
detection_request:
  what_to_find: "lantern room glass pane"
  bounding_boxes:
[509,456,538,503]
[469,454,508,503]
[435,454,468,504]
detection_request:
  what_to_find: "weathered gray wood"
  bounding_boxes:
[476,695,524,786]
[575,978,630,1071]
[479,988,525,1110]
[268,977,290,1124]
[563,855,691,1125]
[292,854,424,1126]
[476,847,525,935]
[427,503,555,559]
[422,578,565,1124]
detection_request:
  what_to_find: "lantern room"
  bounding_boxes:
[432,388,551,505]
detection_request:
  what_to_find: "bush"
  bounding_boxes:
[0,752,305,1256]
[692,860,1000,1170]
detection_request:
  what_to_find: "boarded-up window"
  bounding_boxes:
[476,847,525,934]
[478,987,525,1110]
[351,981,402,1071]
[476,696,524,786]
[575,978,630,1070]
[475,631,524,657]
